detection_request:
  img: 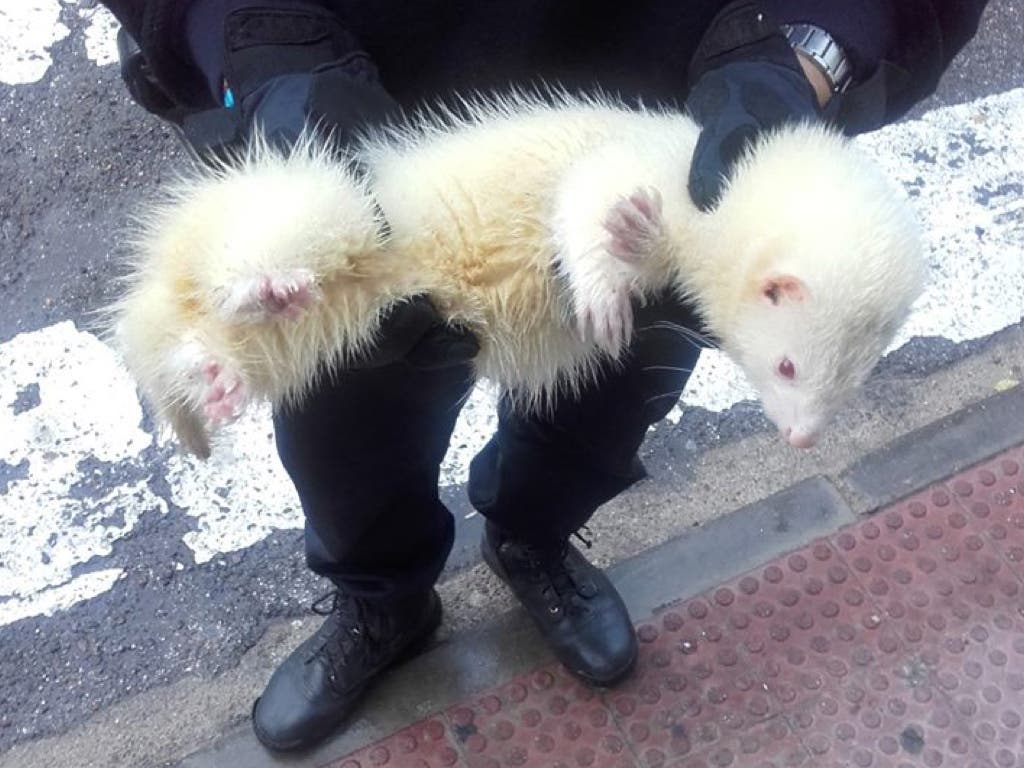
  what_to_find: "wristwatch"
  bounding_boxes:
[779,23,853,95]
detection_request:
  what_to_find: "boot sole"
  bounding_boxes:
[252,592,444,754]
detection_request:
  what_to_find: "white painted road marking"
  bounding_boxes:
[1,79,1022,624]
[0,1,118,85]
[0,568,123,627]
[0,322,161,625]
[0,1,68,85]
[80,3,119,67]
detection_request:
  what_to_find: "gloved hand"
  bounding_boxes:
[176,0,479,371]
[685,1,829,211]
[178,2,400,160]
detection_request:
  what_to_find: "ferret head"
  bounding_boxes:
[700,123,926,449]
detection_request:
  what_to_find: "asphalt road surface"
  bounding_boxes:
[1,0,1022,757]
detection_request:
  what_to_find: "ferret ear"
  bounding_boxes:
[759,275,808,306]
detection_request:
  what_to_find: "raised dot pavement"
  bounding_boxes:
[328,446,1024,768]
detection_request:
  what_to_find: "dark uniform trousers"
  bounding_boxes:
[273,293,706,600]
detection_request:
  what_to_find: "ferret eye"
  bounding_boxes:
[778,358,795,379]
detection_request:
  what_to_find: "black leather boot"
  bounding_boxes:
[252,588,442,752]
[481,522,637,685]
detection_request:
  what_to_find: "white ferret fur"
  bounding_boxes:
[108,91,926,458]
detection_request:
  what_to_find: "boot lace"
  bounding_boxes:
[524,526,596,617]
[307,590,375,691]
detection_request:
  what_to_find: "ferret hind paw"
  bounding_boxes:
[603,187,664,264]
[199,360,250,426]
[216,269,319,322]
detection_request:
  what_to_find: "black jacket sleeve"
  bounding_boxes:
[99,0,212,108]
[105,0,991,135]
[763,0,990,132]
[98,0,393,119]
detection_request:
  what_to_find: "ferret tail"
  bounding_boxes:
[167,401,212,460]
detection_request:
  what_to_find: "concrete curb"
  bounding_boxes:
[176,386,1024,768]
[841,385,1024,511]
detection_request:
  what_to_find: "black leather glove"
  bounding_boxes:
[685,1,828,211]
[174,1,479,371]
[178,3,400,159]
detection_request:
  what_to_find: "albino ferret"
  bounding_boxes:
[108,92,925,459]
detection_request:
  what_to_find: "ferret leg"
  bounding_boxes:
[214,268,319,322]
[553,175,666,355]
[581,187,666,353]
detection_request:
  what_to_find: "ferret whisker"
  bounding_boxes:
[644,389,686,406]
[642,365,694,374]
[449,379,481,414]
[638,321,720,350]
[665,325,718,350]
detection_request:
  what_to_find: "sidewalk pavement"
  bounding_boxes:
[175,385,1024,768]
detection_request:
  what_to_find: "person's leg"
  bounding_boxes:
[470,292,708,684]
[254,359,474,751]
[275,360,475,601]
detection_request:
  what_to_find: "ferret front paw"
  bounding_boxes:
[603,187,664,263]
[577,283,635,355]
[571,187,663,354]
[217,269,318,322]
[200,360,250,425]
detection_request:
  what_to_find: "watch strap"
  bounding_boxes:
[780,23,853,94]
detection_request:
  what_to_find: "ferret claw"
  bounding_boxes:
[603,187,664,263]
[255,274,317,319]
[577,284,634,355]
[221,269,318,321]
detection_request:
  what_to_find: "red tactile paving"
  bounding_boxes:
[949,449,1024,584]
[669,717,811,768]
[448,666,634,768]
[324,446,1024,768]
[787,670,989,767]
[330,717,463,768]
[608,602,780,766]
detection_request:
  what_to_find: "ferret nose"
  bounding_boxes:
[785,428,818,449]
